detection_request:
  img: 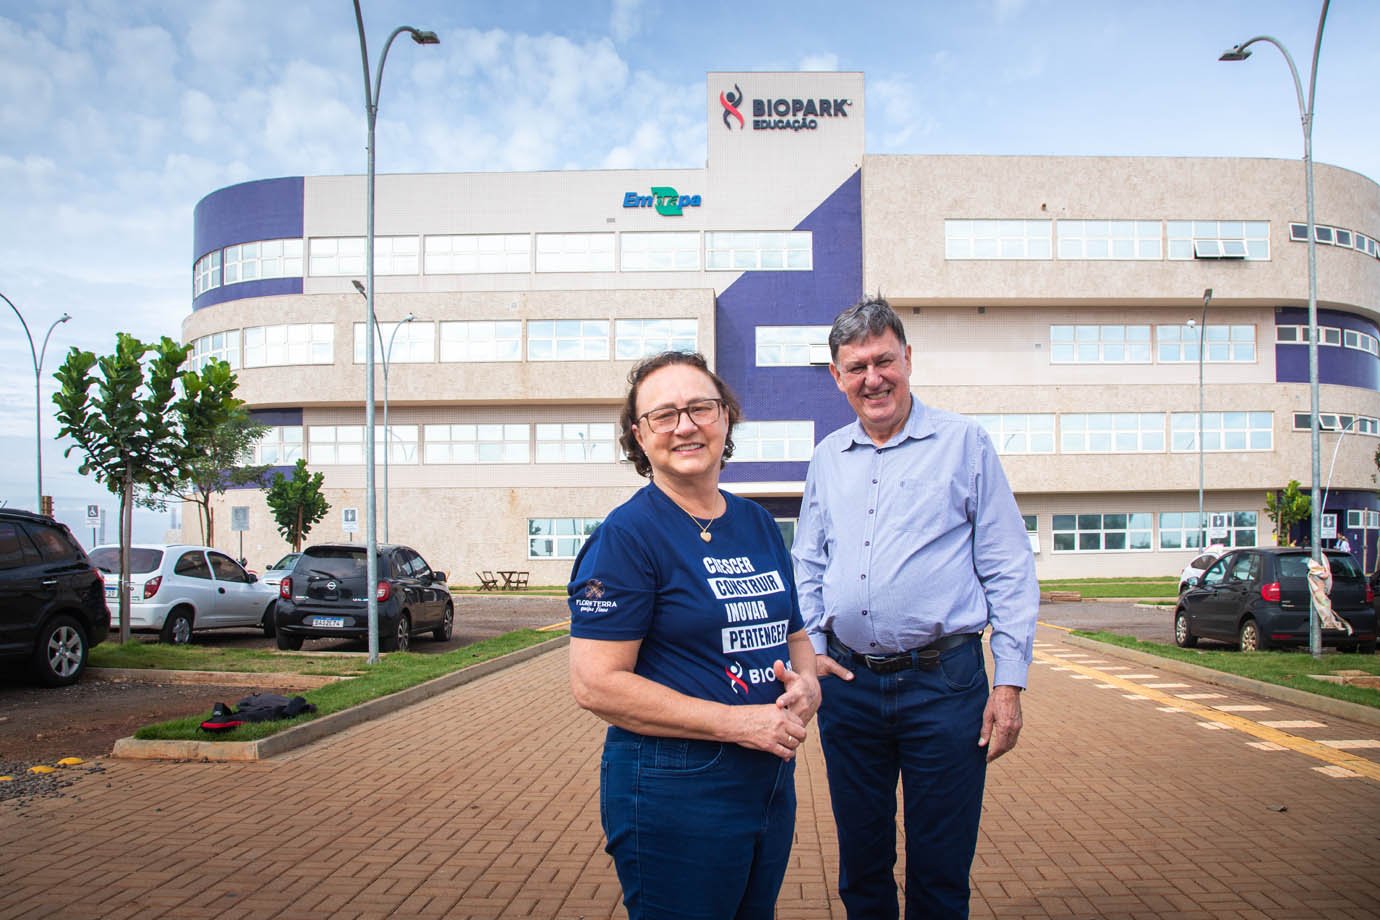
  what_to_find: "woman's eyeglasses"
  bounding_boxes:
[638,398,724,433]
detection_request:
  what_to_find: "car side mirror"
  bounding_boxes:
[432,571,447,585]
[1186,575,1202,588]
[247,573,258,583]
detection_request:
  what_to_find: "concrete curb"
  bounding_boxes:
[89,668,346,690]
[110,635,572,763]
[1062,633,1380,729]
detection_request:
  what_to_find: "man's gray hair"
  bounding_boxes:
[829,295,907,361]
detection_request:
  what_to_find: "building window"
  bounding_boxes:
[705,231,812,271]
[307,426,417,464]
[756,326,832,367]
[973,414,1056,454]
[1051,513,1153,553]
[527,320,610,361]
[243,324,334,367]
[1342,329,1380,356]
[944,220,1052,260]
[251,426,303,466]
[190,331,240,371]
[528,518,602,559]
[1157,324,1256,362]
[1291,413,1380,435]
[1275,324,1343,346]
[1158,511,1258,550]
[1167,220,1269,260]
[1022,513,1040,555]
[1060,413,1165,453]
[1056,220,1161,260]
[424,234,530,274]
[535,233,616,272]
[439,321,523,362]
[534,423,618,462]
[309,236,419,276]
[613,319,697,359]
[732,421,814,461]
[620,232,701,271]
[194,250,221,296]
[1050,325,1151,363]
[352,322,436,364]
[223,239,304,284]
[1171,412,1273,451]
[422,424,530,464]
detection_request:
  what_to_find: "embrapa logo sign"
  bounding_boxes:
[623,186,702,216]
[719,83,852,132]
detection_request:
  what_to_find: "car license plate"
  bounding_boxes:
[104,585,117,599]
[312,616,346,628]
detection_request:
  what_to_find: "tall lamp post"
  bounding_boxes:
[351,280,413,543]
[1186,288,1212,549]
[353,1,438,665]
[2,290,71,513]
[1221,0,1329,658]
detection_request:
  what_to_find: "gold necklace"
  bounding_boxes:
[683,506,720,543]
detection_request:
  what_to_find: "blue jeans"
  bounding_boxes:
[600,725,797,919]
[817,636,990,920]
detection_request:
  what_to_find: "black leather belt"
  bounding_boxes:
[827,633,979,674]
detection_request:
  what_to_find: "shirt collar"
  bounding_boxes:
[841,397,935,450]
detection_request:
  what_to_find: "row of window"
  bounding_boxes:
[1288,223,1380,260]
[1275,324,1380,356]
[1046,511,1259,554]
[976,412,1276,454]
[1052,324,1257,364]
[945,220,1271,261]
[193,231,814,295]
[251,420,817,467]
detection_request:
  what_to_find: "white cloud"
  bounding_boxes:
[798,53,840,72]
[611,0,644,43]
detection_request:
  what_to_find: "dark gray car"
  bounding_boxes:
[1175,547,1376,653]
[273,543,452,652]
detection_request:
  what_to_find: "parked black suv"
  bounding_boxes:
[273,543,452,652]
[0,508,110,685]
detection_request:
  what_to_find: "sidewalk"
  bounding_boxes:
[2,624,1378,919]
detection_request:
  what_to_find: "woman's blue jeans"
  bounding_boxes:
[817,636,990,920]
[600,725,797,919]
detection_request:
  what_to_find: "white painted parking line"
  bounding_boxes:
[1156,706,1188,713]
[1313,765,1361,778]
[1260,720,1327,729]
[1247,741,1287,751]
[1176,693,1226,700]
[1069,674,1094,680]
[1318,739,1380,750]
[1117,674,1161,679]
[1196,722,1229,730]
[1095,683,1118,689]
[1122,694,1151,700]
[1212,705,1272,712]
[1143,683,1191,688]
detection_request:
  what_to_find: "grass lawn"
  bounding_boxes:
[126,628,564,743]
[1074,630,1380,709]
[1040,577,1178,599]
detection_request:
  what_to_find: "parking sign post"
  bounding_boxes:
[86,504,100,548]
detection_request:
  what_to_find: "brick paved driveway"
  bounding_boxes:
[2,624,1378,919]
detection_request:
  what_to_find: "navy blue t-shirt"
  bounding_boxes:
[569,483,804,706]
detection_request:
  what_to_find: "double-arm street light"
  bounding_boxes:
[2,290,71,513]
[1220,0,1330,657]
[1185,288,1213,550]
[353,0,438,664]
[350,279,413,544]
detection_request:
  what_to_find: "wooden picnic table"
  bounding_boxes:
[497,570,529,590]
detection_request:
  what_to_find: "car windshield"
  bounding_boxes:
[89,547,163,574]
[269,553,300,571]
[300,549,367,580]
[1278,552,1364,583]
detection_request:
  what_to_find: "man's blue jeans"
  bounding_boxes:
[600,725,797,919]
[817,636,990,920]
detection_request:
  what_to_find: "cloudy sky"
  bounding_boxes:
[2,0,1376,545]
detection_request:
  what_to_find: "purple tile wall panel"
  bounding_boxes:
[719,171,862,487]
[248,408,303,427]
[193,177,305,311]
[1274,307,1380,390]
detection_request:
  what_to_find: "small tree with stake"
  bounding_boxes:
[1265,479,1312,547]
[166,401,271,546]
[266,458,330,552]
[53,335,243,643]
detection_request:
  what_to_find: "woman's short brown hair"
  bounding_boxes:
[619,351,741,478]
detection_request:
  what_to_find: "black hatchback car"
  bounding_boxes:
[1175,547,1376,653]
[0,508,110,685]
[273,543,452,652]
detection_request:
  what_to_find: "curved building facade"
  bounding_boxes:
[181,71,1380,584]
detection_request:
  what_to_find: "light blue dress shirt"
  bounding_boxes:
[792,399,1039,688]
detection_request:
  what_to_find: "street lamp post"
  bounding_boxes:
[351,281,415,544]
[2,290,71,513]
[1186,288,1212,549]
[1221,0,1330,657]
[353,1,438,664]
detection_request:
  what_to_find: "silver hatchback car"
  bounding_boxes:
[91,544,279,644]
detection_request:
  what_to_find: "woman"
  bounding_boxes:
[569,351,820,920]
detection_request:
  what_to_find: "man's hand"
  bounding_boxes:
[814,653,854,681]
[773,659,821,723]
[978,684,1023,762]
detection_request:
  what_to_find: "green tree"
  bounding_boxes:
[1265,479,1312,546]
[266,459,330,551]
[167,404,271,546]
[53,335,243,642]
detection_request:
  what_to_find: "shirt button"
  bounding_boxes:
[860,574,866,580]
[869,642,877,648]
[861,610,868,616]
[872,479,877,484]
[868,508,874,514]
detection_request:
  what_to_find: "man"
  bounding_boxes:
[1336,532,1352,555]
[792,296,1039,919]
